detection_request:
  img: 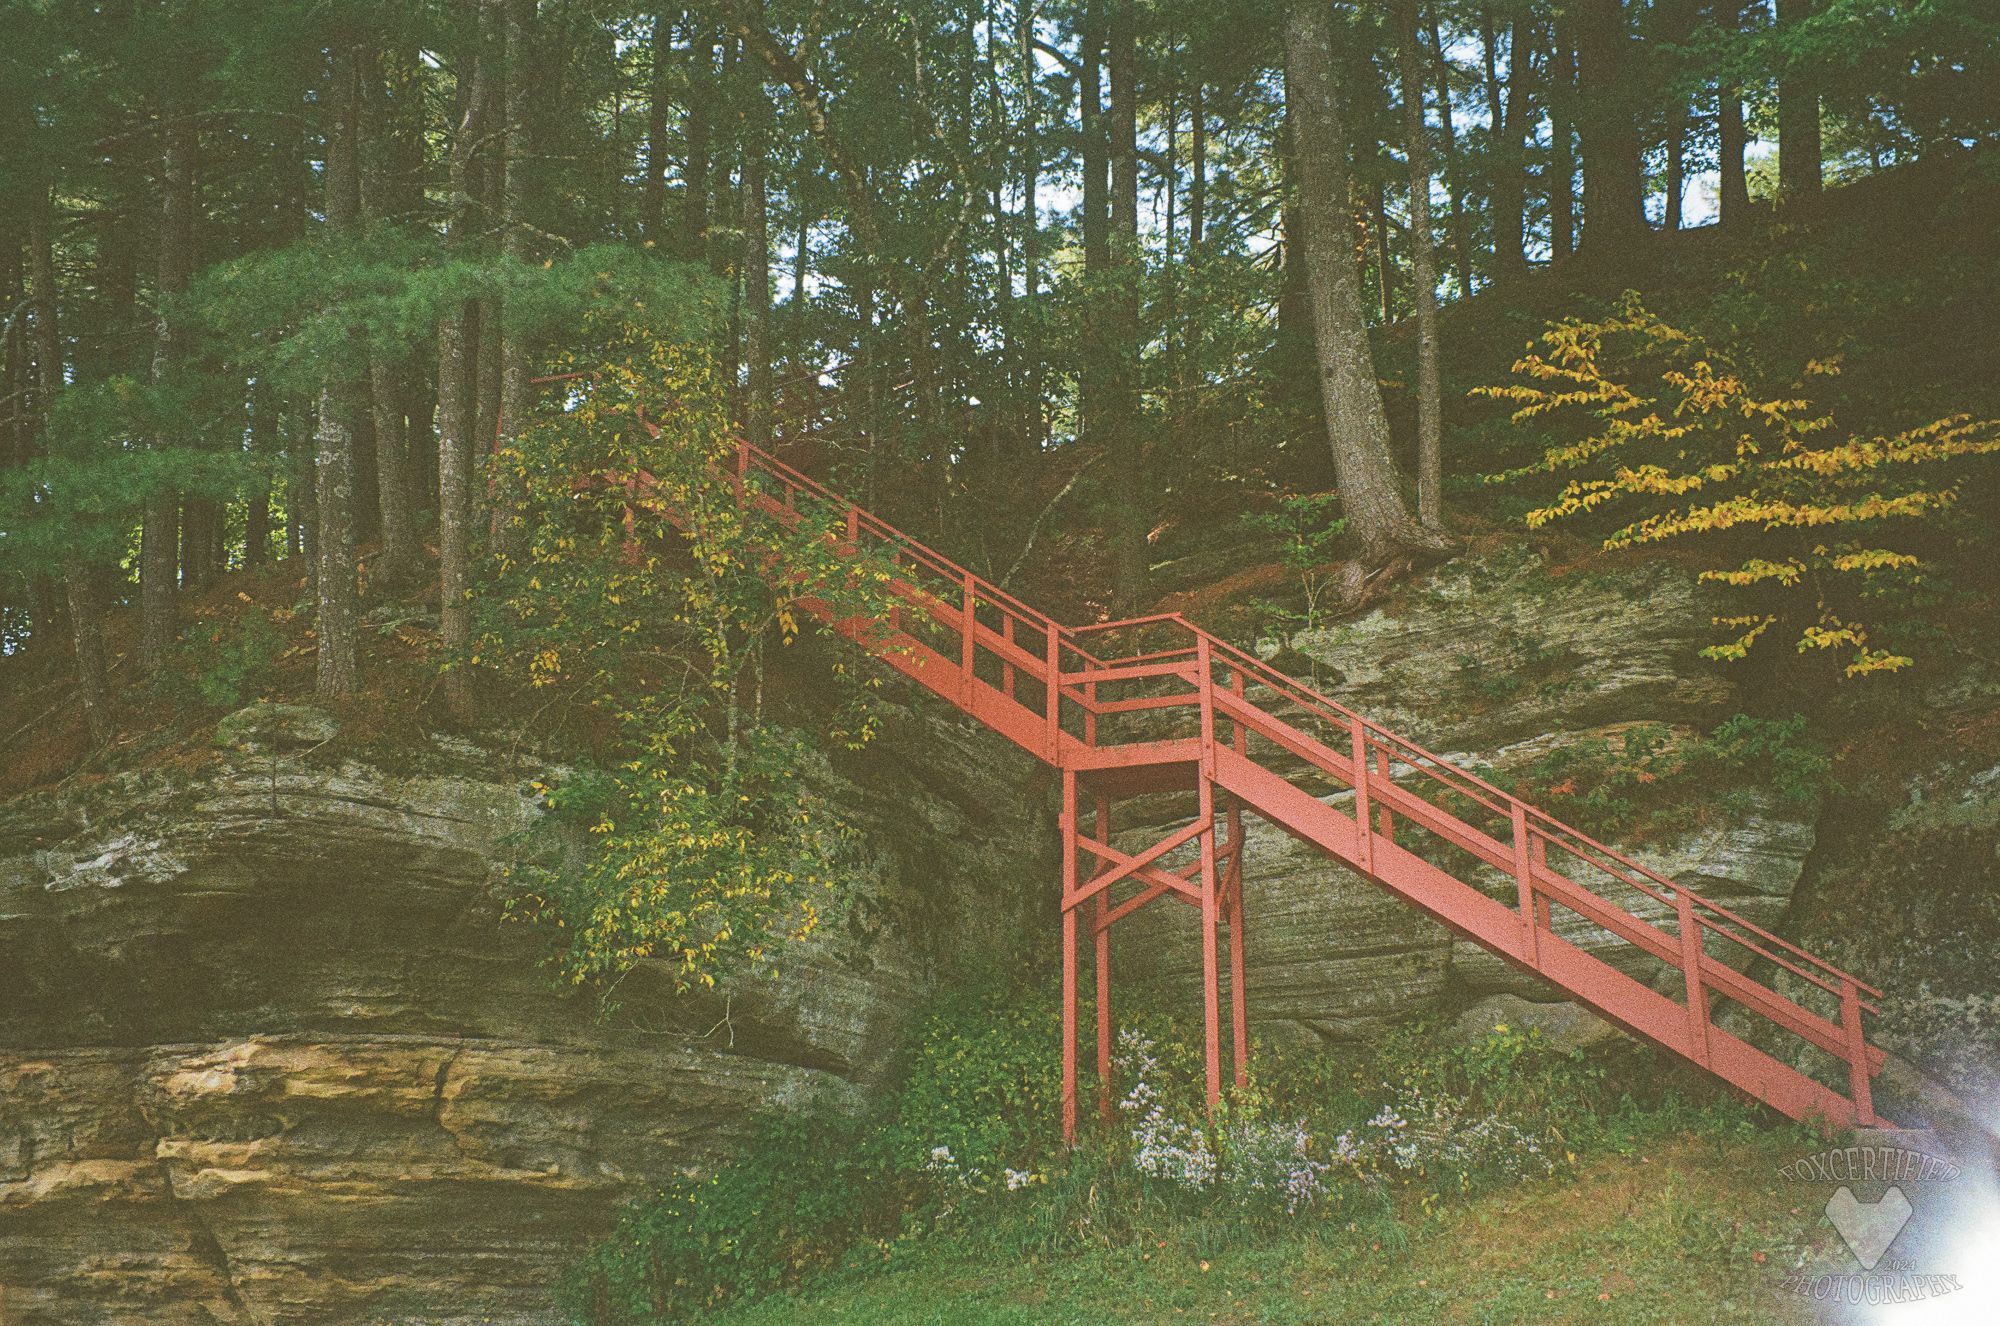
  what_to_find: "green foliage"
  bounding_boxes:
[487,322,902,997]
[154,608,284,710]
[889,988,1062,1185]
[1478,294,2000,678]
[1240,492,1347,639]
[559,1111,901,1325]
[1512,713,1833,840]
[192,232,721,398]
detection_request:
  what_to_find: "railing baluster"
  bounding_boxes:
[1677,890,1710,1063]
[1350,718,1373,874]
[1001,616,1017,699]
[960,571,976,698]
[1230,668,1247,756]
[1511,804,1539,965]
[1373,744,1394,842]
[1530,833,1550,930]
[1045,628,1061,755]
[1841,978,1876,1125]
[1197,636,1216,775]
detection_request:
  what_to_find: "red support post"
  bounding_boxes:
[1001,616,1017,700]
[1841,978,1877,1126]
[1226,796,1249,1090]
[1196,636,1223,1113]
[1061,768,1079,1146]
[1094,791,1114,1126]
[1199,772,1223,1115]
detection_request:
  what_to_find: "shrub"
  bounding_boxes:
[157,608,283,709]
[559,1112,898,1324]
[485,325,900,998]
[891,987,1062,1193]
[1478,294,2000,678]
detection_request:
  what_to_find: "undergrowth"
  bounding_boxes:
[557,987,1791,1325]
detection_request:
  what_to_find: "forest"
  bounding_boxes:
[4,0,1993,724]
[3,1,2000,1323]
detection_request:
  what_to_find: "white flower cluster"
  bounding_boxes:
[1113,1029,1333,1212]
[1365,1086,1556,1184]
[1222,1115,1334,1214]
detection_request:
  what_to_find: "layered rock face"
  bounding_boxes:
[0,702,1053,1325]
[1116,548,1821,1047]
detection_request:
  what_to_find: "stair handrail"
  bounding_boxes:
[731,438,1881,1008]
[1068,607,1881,1004]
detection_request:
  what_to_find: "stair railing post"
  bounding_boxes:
[1510,803,1539,965]
[1045,628,1061,758]
[733,440,749,505]
[1840,978,1877,1126]
[1676,889,1711,1063]
[960,570,976,700]
[1349,718,1373,875]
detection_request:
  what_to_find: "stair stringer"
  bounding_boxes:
[1213,748,1866,1128]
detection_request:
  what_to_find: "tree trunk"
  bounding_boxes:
[1425,11,1476,296]
[1486,11,1528,276]
[1078,4,1107,461]
[246,378,273,569]
[1283,0,1448,564]
[1369,176,1393,323]
[681,27,714,261]
[140,103,196,670]
[29,176,113,743]
[1659,0,1696,231]
[1016,0,1042,450]
[1105,0,1146,610]
[1395,0,1445,531]
[1549,21,1577,259]
[742,116,771,447]
[360,44,421,591]
[64,565,113,747]
[491,0,537,561]
[1718,2,1750,224]
[1776,0,1821,197]
[315,39,364,696]
[1575,0,1646,255]
[641,10,672,244]
[436,0,492,727]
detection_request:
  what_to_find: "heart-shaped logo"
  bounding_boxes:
[1825,1185,1914,1270]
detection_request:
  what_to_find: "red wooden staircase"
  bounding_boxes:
[728,439,1890,1139]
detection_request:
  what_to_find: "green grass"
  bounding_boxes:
[710,1130,1828,1325]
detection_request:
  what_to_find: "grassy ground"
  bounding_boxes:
[712,1130,1829,1325]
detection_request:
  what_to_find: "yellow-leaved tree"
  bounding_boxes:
[1478,295,2000,677]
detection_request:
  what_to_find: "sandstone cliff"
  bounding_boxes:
[0,701,1052,1325]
